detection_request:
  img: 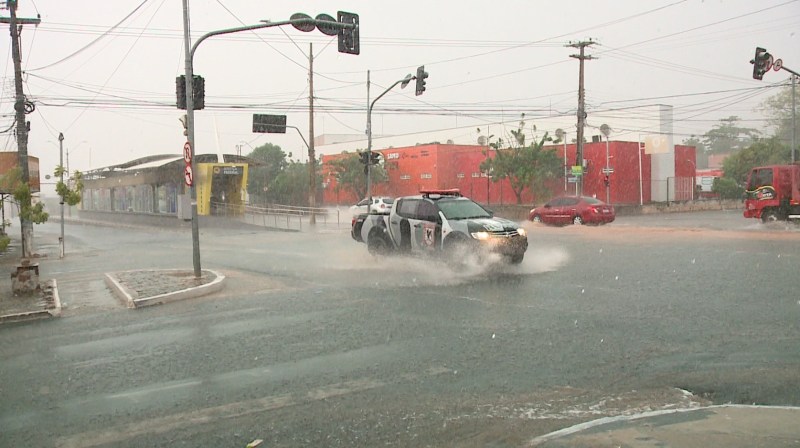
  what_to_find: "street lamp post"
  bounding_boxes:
[181,3,356,277]
[58,133,65,259]
[366,72,414,201]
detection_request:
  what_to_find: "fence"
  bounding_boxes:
[210,201,343,231]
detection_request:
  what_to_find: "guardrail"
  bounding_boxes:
[210,201,343,231]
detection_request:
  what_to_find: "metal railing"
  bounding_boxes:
[208,201,343,231]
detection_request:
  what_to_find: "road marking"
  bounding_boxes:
[56,368,447,448]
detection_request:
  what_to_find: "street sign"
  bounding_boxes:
[571,166,583,176]
[184,165,193,187]
[774,58,783,71]
[183,142,192,163]
[252,114,287,133]
[567,176,578,183]
[602,167,615,175]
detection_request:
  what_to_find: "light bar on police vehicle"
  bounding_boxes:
[420,189,461,198]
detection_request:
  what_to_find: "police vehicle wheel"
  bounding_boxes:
[509,253,524,264]
[367,233,392,256]
[572,215,584,225]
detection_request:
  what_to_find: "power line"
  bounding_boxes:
[26,0,150,72]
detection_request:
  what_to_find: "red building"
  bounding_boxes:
[321,142,695,206]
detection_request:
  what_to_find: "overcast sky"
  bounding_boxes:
[1,0,797,180]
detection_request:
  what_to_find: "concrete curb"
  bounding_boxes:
[526,404,800,446]
[104,269,226,309]
[0,279,61,324]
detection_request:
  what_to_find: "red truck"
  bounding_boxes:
[743,164,800,222]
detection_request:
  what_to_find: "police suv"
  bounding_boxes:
[352,189,528,264]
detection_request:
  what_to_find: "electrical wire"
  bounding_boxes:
[63,0,167,133]
[26,0,150,72]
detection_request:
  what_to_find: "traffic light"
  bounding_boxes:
[176,75,206,110]
[337,11,359,55]
[751,47,772,80]
[193,76,205,110]
[369,151,381,165]
[176,76,186,109]
[603,174,610,187]
[415,65,428,96]
[359,151,370,164]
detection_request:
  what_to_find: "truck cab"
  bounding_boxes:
[744,164,800,222]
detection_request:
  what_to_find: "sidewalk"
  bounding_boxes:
[529,405,800,447]
[0,228,225,323]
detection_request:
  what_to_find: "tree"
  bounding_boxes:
[0,167,49,235]
[702,116,759,154]
[721,137,790,184]
[326,151,387,201]
[269,161,309,206]
[480,123,562,204]
[55,167,84,206]
[246,143,288,204]
[712,177,744,200]
[759,84,800,156]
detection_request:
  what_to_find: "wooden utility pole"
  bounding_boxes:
[568,40,595,195]
[3,1,41,258]
[308,43,317,225]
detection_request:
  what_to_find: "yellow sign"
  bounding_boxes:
[571,166,583,176]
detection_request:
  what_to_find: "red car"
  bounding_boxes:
[529,195,615,226]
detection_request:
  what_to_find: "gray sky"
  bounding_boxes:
[1,0,797,180]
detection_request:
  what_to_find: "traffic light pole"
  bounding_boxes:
[181,4,355,277]
[366,72,415,203]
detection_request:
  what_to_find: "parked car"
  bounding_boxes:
[350,197,394,214]
[529,195,615,226]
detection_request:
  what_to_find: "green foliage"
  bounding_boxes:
[268,161,311,206]
[701,116,759,154]
[0,234,9,252]
[55,168,84,206]
[759,84,800,151]
[479,121,562,204]
[712,177,744,200]
[721,137,790,184]
[326,151,387,201]
[246,143,289,204]
[0,167,48,224]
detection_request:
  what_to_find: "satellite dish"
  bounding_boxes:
[555,128,565,140]
[290,13,315,32]
[600,124,611,138]
[477,135,487,146]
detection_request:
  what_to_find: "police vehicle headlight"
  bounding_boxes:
[517,228,527,237]
[471,231,490,240]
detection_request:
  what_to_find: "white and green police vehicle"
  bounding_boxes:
[352,189,528,264]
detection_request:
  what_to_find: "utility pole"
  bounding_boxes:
[568,40,595,196]
[3,1,41,259]
[308,43,316,225]
[792,74,797,163]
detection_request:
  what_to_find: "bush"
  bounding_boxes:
[712,177,744,200]
[0,234,10,253]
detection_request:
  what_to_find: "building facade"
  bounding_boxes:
[322,142,696,206]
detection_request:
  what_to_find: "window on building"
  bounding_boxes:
[421,173,432,179]
[456,173,465,179]
[400,174,411,180]
[471,172,481,178]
